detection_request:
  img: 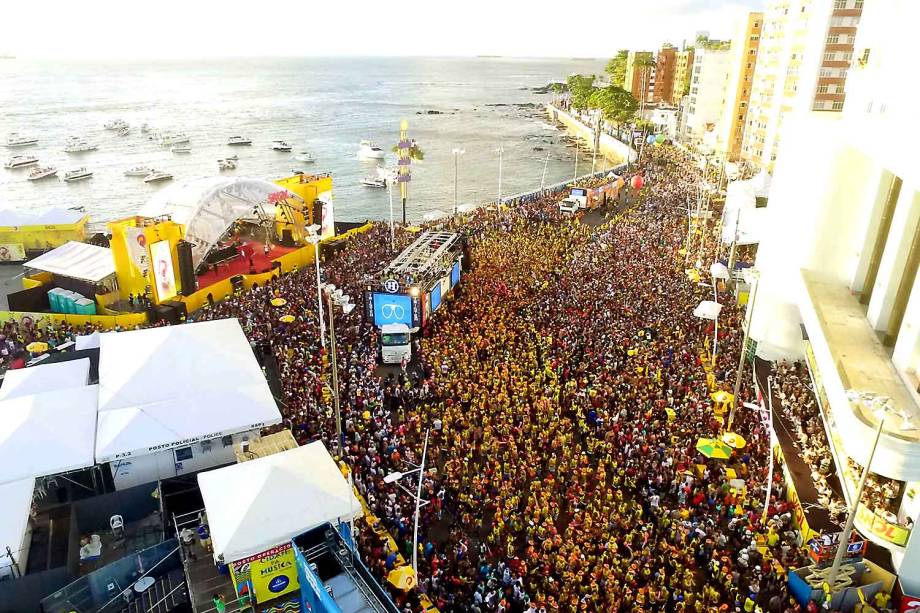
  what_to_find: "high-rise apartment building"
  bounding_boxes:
[747,0,919,588]
[652,46,677,103]
[716,12,763,159]
[624,51,655,102]
[682,46,732,144]
[741,0,863,169]
[672,48,696,104]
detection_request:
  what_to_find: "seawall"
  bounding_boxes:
[546,104,638,165]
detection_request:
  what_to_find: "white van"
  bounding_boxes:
[379,323,412,364]
[558,187,588,213]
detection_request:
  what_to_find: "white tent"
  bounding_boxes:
[139,177,305,268]
[0,386,99,484]
[0,358,90,401]
[0,477,34,578]
[95,319,281,462]
[198,441,363,562]
[76,331,101,351]
[24,241,115,283]
[0,208,86,227]
[693,300,723,321]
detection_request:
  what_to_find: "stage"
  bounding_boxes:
[195,240,297,288]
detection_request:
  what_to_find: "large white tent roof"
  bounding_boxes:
[0,207,87,227]
[0,358,90,401]
[0,385,99,484]
[0,478,34,576]
[198,441,363,562]
[95,319,281,462]
[24,241,115,283]
[139,176,300,268]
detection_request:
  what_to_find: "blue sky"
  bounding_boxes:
[2,0,766,59]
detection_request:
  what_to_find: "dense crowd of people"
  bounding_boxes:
[2,143,843,612]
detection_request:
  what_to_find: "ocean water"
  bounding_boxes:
[0,56,611,224]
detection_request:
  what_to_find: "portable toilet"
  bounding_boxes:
[47,288,65,312]
[59,291,78,314]
[74,298,96,316]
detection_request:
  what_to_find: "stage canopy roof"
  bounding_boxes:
[24,241,116,283]
[0,385,99,485]
[0,478,35,577]
[0,358,91,401]
[198,441,363,562]
[0,207,87,228]
[95,319,281,462]
[139,176,304,268]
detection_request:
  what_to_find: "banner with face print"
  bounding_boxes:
[150,240,177,301]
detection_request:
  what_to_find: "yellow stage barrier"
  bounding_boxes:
[0,310,148,331]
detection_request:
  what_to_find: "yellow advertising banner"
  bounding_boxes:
[855,504,910,547]
[231,543,299,604]
[0,243,26,262]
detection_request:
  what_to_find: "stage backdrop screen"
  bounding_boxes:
[151,240,177,301]
[372,293,413,327]
[431,283,442,312]
[451,261,460,287]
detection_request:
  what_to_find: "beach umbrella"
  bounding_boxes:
[696,437,733,460]
[693,300,723,321]
[279,315,295,323]
[722,432,747,449]
[711,390,734,404]
[631,175,644,190]
[685,269,701,283]
[26,342,48,353]
[270,297,287,307]
[387,566,417,591]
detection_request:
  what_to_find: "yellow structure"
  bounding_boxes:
[672,48,695,103]
[108,217,186,305]
[273,172,333,244]
[0,214,89,260]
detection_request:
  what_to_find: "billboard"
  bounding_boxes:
[319,192,335,239]
[430,284,442,312]
[150,240,177,301]
[231,542,299,603]
[372,293,412,327]
[451,261,460,287]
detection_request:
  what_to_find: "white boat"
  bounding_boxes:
[217,159,237,171]
[143,170,173,183]
[4,155,39,169]
[225,154,239,161]
[64,138,98,153]
[117,126,131,137]
[124,166,153,177]
[227,135,252,146]
[63,167,93,182]
[271,140,292,152]
[104,119,128,130]
[27,166,57,180]
[6,133,38,147]
[357,140,385,160]
[361,176,387,188]
[140,123,150,133]
[160,132,190,146]
[293,151,315,163]
[171,144,191,154]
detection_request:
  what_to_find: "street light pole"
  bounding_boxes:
[306,231,326,348]
[573,140,579,184]
[496,147,503,205]
[826,409,887,591]
[412,428,430,575]
[387,181,395,252]
[326,290,342,457]
[540,151,550,190]
[452,148,464,215]
[728,269,760,431]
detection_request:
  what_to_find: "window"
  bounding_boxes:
[843,52,853,62]
[832,101,844,110]
[834,0,847,8]
[818,84,829,93]
[820,68,832,77]
[827,34,839,44]
[175,446,194,462]
[855,0,863,8]
[823,52,835,62]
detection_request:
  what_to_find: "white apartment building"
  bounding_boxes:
[748,0,920,590]
[682,46,732,145]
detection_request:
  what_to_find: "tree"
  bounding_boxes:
[605,50,629,87]
[392,140,425,161]
[588,85,638,126]
[566,74,597,110]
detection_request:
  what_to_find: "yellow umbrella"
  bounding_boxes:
[26,342,48,353]
[722,432,747,449]
[405,226,422,233]
[270,297,287,307]
[711,391,734,404]
[279,315,295,323]
[665,408,677,422]
[685,269,701,283]
[387,566,417,591]
[696,437,733,460]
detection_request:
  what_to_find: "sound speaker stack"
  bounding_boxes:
[176,241,197,296]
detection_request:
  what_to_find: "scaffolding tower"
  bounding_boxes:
[383,231,460,283]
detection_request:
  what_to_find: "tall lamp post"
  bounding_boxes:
[728,268,760,431]
[305,225,325,348]
[708,262,730,368]
[452,148,464,215]
[495,147,504,205]
[540,151,550,190]
[384,428,431,574]
[322,283,355,458]
[826,393,914,593]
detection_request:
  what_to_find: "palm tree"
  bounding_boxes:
[392,140,425,161]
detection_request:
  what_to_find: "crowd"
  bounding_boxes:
[2,143,842,612]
